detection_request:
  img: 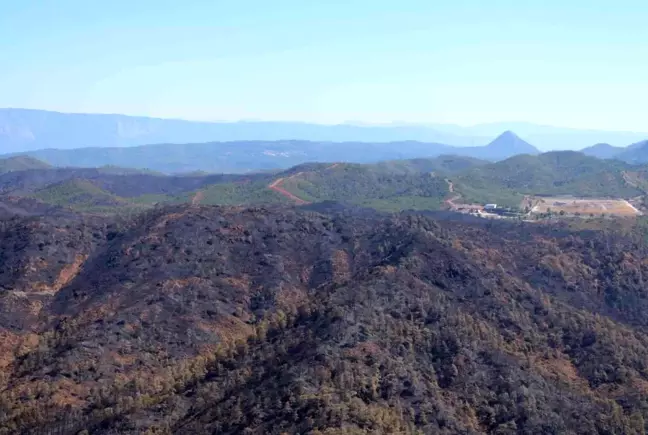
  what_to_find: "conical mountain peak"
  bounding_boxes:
[497,130,520,139]
[486,131,539,154]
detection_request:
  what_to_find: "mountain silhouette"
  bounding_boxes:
[580,142,624,159]
[2,108,647,154]
[486,130,539,154]
[616,139,648,163]
[450,130,540,160]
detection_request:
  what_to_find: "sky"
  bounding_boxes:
[1,0,647,131]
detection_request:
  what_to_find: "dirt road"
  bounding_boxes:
[444,179,462,209]
[268,163,339,205]
[268,174,310,205]
[191,190,204,206]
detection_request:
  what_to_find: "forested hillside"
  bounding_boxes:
[275,152,648,211]
[3,152,648,216]
[0,156,475,214]
[454,151,644,206]
[0,156,51,174]
[0,160,276,213]
[2,204,648,433]
[371,155,488,174]
[617,141,648,164]
[30,179,142,214]
[279,163,450,211]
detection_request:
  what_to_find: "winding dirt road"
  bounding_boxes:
[444,179,462,209]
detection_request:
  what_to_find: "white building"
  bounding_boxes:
[484,204,498,211]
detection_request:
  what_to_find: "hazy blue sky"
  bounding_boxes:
[1,0,647,130]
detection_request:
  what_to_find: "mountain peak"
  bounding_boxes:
[579,142,623,159]
[498,130,520,139]
[486,131,539,154]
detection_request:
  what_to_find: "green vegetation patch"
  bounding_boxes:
[281,164,449,211]
[32,179,125,207]
[455,151,645,207]
[0,156,51,173]
[30,178,153,214]
[182,181,289,206]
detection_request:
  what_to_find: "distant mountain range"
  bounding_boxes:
[3,131,539,173]
[0,108,486,152]
[580,140,648,163]
[2,108,647,153]
[428,121,648,151]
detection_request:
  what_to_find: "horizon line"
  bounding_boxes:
[2,107,648,136]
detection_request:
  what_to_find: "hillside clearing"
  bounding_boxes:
[530,197,641,216]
